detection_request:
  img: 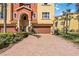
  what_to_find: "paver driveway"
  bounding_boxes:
[0,34,79,56]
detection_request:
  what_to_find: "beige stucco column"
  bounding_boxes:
[17,15,20,32]
[28,19,31,27]
[26,18,31,32]
[17,19,20,32]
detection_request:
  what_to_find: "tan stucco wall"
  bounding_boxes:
[69,14,78,31]
[6,3,12,24]
[37,3,54,24]
[0,3,12,24]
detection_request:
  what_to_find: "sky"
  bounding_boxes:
[54,3,77,16]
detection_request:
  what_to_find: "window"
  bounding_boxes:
[0,12,3,18]
[44,3,48,5]
[42,3,50,6]
[42,12,50,19]
[13,13,16,18]
[20,3,31,8]
[14,13,16,18]
[32,12,36,19]
[0,4,4,19]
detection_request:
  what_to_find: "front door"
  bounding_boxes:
[20,13,29,32]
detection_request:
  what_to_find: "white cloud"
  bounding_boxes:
[55,7,60,10]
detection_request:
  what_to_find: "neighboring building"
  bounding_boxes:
[55,13,79,32]
[0,3,54,34]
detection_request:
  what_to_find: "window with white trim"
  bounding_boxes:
[32,12,36,19]
[13,13,16,18]
[0,4,3,19]
[42,12,50,20]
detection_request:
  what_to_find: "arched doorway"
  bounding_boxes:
[20,13,29,32]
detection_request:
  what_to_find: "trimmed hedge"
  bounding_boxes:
[0,32,28,49]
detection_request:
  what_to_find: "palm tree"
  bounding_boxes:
[65,9,71,33]
[68,15,73,31]
[53,17,58,34]
[61,9,71,34]
[59,15,65,33]
[3,3,7,33]
[54,17,58,27]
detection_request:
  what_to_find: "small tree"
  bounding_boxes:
[67,15,73,31]
[59,15,65,33]
[61,9,71,34]
[53,17,58,34]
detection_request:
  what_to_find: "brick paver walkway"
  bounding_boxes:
[0,34,79,56]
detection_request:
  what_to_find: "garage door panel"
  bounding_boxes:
[33,26,50,34]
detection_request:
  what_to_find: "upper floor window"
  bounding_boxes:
[19,3,31,8]
[0,4,4,19]
[42,12,50,20]
[42,3,50,6]
[0,12,3,19]
[44,3,48,5]
[13,13,16,18]
[32,12,36,19]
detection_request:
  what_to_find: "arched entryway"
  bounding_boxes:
[20,13,29,32]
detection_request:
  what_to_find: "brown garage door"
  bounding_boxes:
[33,26,51,34]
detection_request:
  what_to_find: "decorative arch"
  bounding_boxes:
[19,13,29,32]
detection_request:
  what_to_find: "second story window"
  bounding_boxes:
[0,12,3,19]
[32,12,36,19]
[42,12,50,20]
[42,3,50,6]
[13,13,16,18]
[44,3,48,5]
[20,3,31,8]
[0,4,4,19]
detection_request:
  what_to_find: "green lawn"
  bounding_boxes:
[58,32,79,43]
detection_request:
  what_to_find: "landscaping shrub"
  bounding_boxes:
[73,39,79,43]
[13,32,28,42]
[0,32,28,49]
[0,33,14,49]
[4,33,14,44]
